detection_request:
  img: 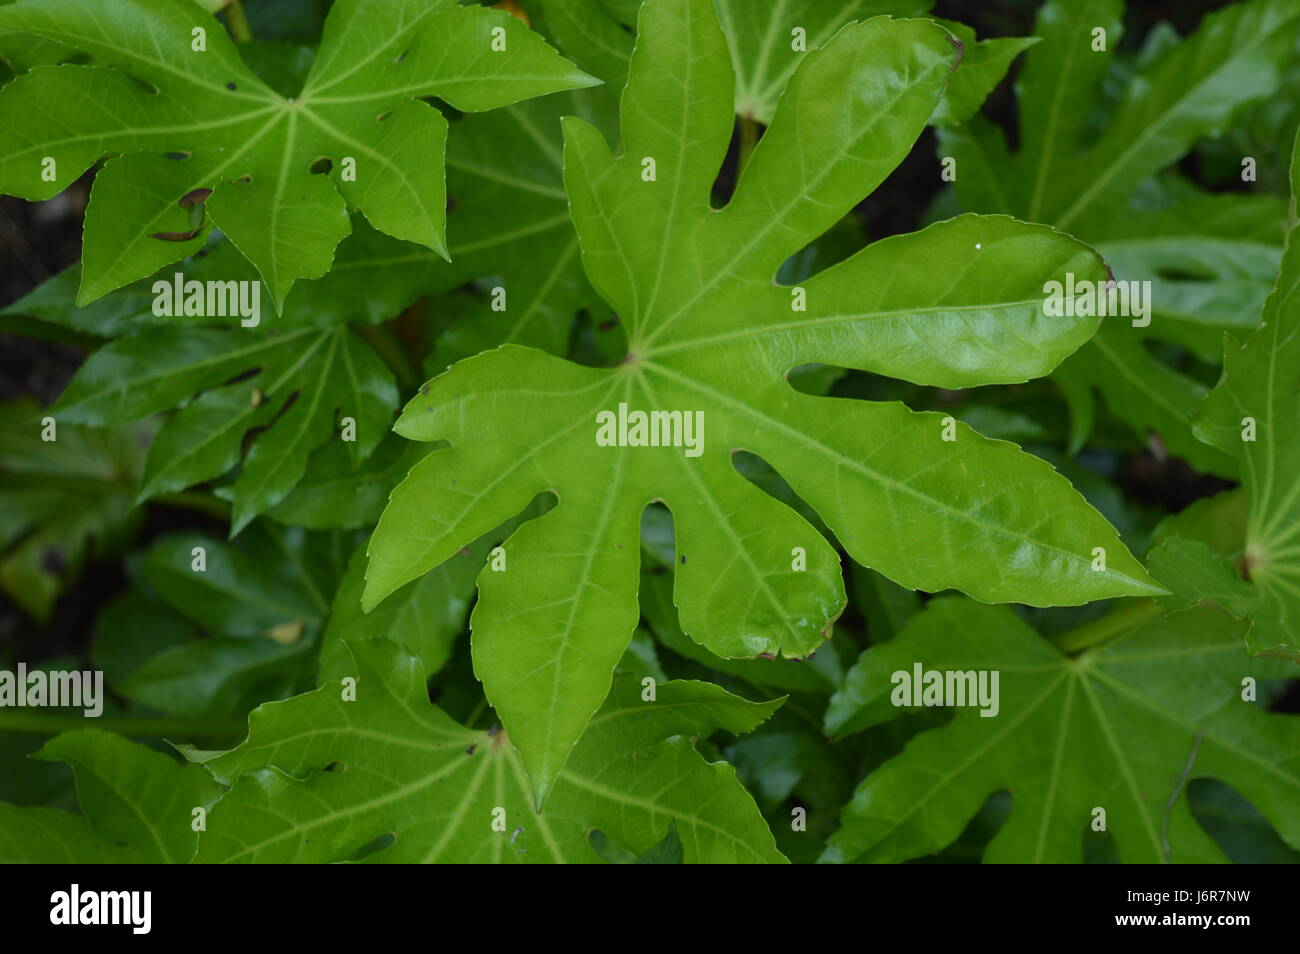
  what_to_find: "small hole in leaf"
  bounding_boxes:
[309,157,333,175]
[178,188,211,208]
[325,761,347,773]
[343,832,395,862]
[128,75,160,95]
[232,173,253,185]
[226,81,237,91]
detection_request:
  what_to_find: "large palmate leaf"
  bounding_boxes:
[940,0,1300,473]
[823,598,1300,863]
[194,639,785,863]
[1148,128,1300,663]
[0,0,597,307]
[364,0,1162,805]
[0,729,221,862]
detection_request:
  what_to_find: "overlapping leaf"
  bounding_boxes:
[940,0,1300,472]
[1148,127,1300,662]
[0,399,150,620]
[823,598,1300,863]
[105,523,349,714]
[0,729,221,862]
[195,639,786,863]
[0,0,597,306]
[53,317,399,533]
[364,0,1161,805]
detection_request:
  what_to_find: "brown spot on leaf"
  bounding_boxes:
[150,228,202,242]
[179,188,211,208]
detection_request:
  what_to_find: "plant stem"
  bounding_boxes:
[361,324,421,391]
[1053,598,1163,655]
[225,0,253,43]
[737,115,760,176]
[153,490,231,520]
[1,472,230,520]
[0,709,245,738]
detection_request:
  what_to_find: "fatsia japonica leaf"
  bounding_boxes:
[54,320,399,535]
[364,0,1161,806]
[822,598,1300,863]
[194,639,785,863]
[713,0,932,124]
[1149,128,1300,663]
[939,0,1300,473]
[320,532,490,685]
[0,0,598,306]
[111,523,349,716]
[0,729,221,862]
[926,19,1037,128]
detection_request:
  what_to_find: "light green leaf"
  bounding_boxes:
[0,729,221,862]
[195,639,786,863]
[713,0,933,123]
[365,0,1160,806]
[319,541,479,684]
[0,0,598,305]
[929,19,1037,127]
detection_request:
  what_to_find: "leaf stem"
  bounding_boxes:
[153,490,232,520]
[360,324,421,391]
[1,471,230,520]
[1052,598,1163,655]
[0,709,245,739]
[225,0,253,43]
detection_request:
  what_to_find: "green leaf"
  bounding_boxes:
[0,399,149,621]
[115,524,347,716]
[364,0,1160,805]
[53,323,398,533]
[0,0,597,306]
[929,20,1037,128]
[266,434,429,530]
[195,639,786,863]
[823,598,1300,863]
[0,729,221,862]
[714,0,933,124]
[1175,127,1300,662]
[641,565,841,693]
[940,0,1300,467]
[319,541,479,684]
[138,525,334,639]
